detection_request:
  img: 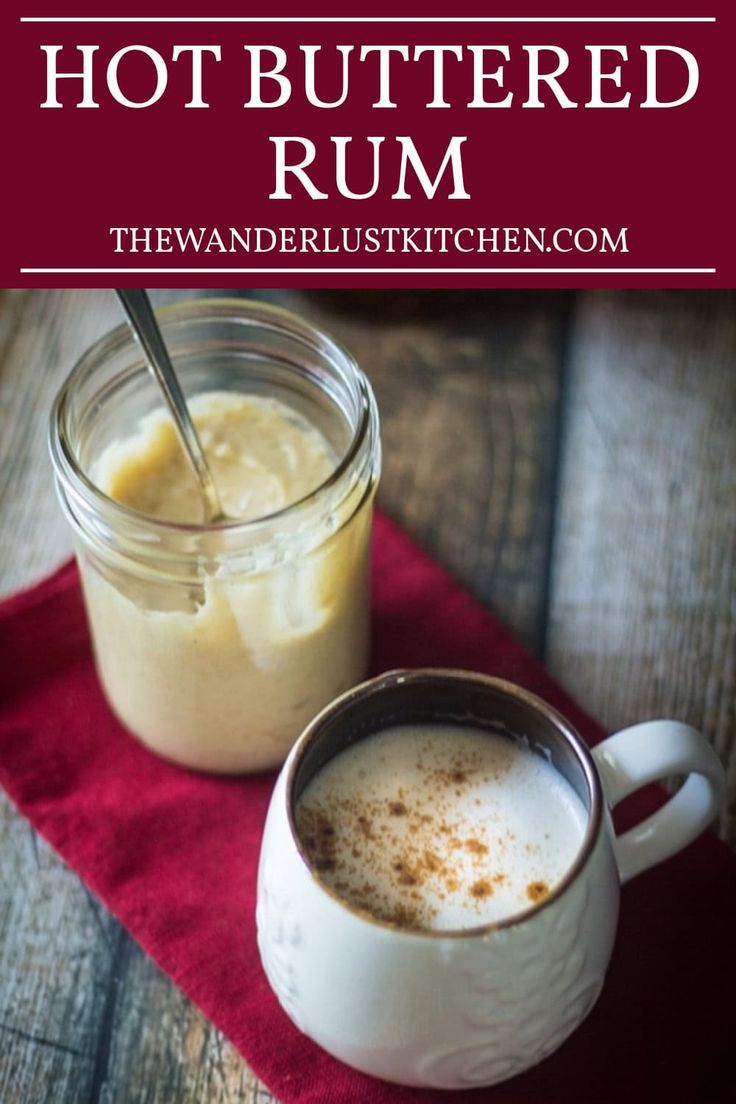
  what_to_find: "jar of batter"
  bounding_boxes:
[50,298,381,773]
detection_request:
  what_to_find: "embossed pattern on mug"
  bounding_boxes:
[256,855,305,1029]
[416,880,604,1088]
[295,724,588,931]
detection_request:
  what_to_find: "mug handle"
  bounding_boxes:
[591,721,725,883]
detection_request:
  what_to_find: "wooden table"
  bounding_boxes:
[1,288,734,1102]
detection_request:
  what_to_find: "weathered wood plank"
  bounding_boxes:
[104,947,273,1104]
[0,289,116,592]
[0,792,113,1102]
[546,289,736,843]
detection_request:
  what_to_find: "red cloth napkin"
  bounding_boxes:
[1,512,734,1103]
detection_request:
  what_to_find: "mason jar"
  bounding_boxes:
[49,298,381,773]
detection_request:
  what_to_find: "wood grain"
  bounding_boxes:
[546,290,736,841]
[0,289,115,592]
[0,796,112,1099]
[103,947,271,1104]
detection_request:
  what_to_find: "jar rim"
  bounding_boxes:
[49,296,377,538]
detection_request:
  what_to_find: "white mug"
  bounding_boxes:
[256,669,724,1089]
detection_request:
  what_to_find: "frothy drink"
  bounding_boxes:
[295,723,587,931]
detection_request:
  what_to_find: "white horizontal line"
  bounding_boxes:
[20,267,717,274]
[19,17,718,25]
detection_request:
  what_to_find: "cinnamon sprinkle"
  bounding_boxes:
[294,727,571,933]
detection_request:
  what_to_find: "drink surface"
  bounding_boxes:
[97,391,335,523]
[296,723,588,930]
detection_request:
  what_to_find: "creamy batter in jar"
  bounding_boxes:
[50,299,381,773]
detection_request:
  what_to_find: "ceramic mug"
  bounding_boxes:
[256,669,724,1089]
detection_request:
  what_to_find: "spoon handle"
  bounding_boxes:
[115,289,224,524]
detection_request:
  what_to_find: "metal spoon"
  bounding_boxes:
[115,289,227,524]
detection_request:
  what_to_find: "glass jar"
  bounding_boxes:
[49,298,381,773]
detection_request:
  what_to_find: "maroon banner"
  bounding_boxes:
[3,2,734,287]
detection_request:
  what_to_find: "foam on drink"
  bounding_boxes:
[295,723,588,931]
